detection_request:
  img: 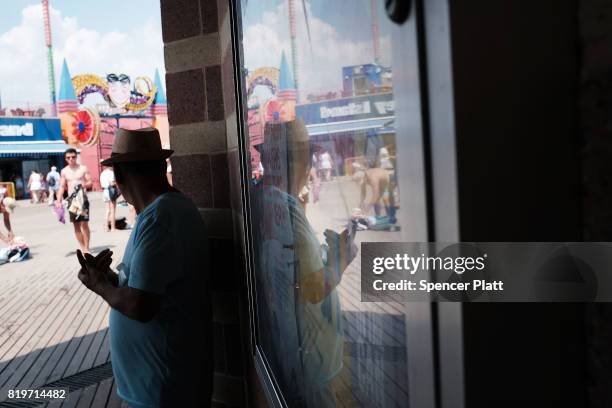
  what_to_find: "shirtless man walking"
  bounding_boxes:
[56,148,93,253]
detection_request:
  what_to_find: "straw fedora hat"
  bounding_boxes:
[100,127,173,166]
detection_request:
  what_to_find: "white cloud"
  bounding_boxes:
[0,4,165,108]
[242,0,393,96]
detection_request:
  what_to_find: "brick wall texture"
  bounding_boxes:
[160,0,250,406]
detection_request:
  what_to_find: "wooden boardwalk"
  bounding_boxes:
[301,179,410,407]
[0,194,132,407]
[0,180,410,407]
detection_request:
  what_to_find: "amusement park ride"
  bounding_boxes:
[41,0,168,150]
[245,0,391,138]
[243,0,394,176]
[40,0,168,188]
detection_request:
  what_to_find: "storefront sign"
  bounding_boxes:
[0,123,34,137]
[297,93,394,125]
[321,101,371,119]
[0,118,62,141]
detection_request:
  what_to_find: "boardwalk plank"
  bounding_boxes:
[0,279,74,392]
[78,308,110,372]
[75,384,98,408]
[16,281,91,389]
[92,330,110,368]
[43,291,102,383]
[30,285,95,386]
[62,298,108,378]
[90,377,113,408]
[59,389,82,408]
[0,279,52,362]
[105,379,122,408]
[0,280,75,391]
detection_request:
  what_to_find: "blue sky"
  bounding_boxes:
[240,0,393,94]
[0,0,162,34]
[242,0,390,44]
[0,1,164,107]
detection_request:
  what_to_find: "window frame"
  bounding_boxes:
[227,0,460,406]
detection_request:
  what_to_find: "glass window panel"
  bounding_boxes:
[241,1,418,405]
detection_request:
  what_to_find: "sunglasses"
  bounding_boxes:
[66,155,77,159]
[106,73,131,84]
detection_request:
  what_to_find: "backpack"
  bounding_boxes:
[108,217,128,230]
[47,175,56,187]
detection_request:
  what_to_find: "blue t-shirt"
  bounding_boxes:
[109,192,211,408]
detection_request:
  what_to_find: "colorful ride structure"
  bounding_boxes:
[57,59,166,147]
[57,59,168,189]
[41,0,57,117]
[246,52,298,172]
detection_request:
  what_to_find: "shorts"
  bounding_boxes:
[102,188,115,203]
[69,209,89,223]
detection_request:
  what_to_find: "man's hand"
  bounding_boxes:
[55,200,62,209]
[324,227,358,276]
[77,249,113,295]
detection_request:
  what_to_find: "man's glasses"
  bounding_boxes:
[66,156,77,160]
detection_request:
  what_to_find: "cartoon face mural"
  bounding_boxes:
[107,73,132,108]
[72,73,157,114]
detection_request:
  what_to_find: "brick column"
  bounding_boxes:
[160,1,249,406]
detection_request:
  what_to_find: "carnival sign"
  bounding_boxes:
[72,73,157,115]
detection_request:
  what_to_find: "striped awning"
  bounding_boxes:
[0,140,73,157]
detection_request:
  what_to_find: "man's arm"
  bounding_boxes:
[300,228,357,304]
[98,285,162,323]
[55,171,66,206]
[82,167,93,189]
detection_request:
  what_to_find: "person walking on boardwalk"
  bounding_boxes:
[75,128,212,408]
[55,148,93,254]
[99,163,118,232]
[46,166,60,206]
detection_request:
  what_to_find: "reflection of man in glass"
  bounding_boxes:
[251,120,357,406]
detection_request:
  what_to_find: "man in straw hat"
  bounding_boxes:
[76,127,211,408]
